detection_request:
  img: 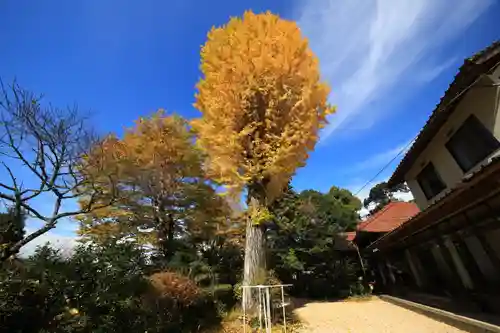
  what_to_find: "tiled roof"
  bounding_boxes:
[357,201,420,233]
[334,232,357,251]
[344,231,356,242]
[389,41,500,186]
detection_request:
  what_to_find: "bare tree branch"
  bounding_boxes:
[6,224,57,257]
[0,80,117,261]
[1,161,18,190]
[0,192,48,221]
[0,182,16,192]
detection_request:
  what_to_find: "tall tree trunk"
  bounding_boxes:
[154,198,175,262]
[165,213,175,259]
[242,193,267,312]
[157,213,175,261]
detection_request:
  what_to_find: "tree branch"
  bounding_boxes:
[6,223,57,258]
[1,161,19,190]
[0,81,119,260]
[0,192,48,222]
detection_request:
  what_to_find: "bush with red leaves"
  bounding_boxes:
[148,271,202,306]
[144,271,220,332]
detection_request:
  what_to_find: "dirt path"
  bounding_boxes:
[294,297,468,333]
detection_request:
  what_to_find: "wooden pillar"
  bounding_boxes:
[463,234,497,282]
[378,262,387,285]
[444,237,474,290]
[430,241,455,282]
[405,249,423,288]
[386,260,396,284]
[465,210,500,281]
[435,238,463,293]
[475,231,500,277]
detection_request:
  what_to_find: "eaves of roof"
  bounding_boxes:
[388,41,500,187]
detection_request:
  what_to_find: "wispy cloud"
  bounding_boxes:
[295,0,492,139]
[350,140,412,173]
[416,57,458,83]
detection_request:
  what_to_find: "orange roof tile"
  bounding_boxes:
[344,231,356,242]
[357,201,420,233]
[334,232,357,251]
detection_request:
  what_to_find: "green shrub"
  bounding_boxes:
[0,241,151,333]
[0,241,222,333]
[210,284,234,302]
[0,246,77,333]
[205,284,236,315]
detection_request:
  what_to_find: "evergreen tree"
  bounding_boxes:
[0,207,25,260]
[268,185,361,298]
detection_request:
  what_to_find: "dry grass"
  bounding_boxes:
[207,308,303,333]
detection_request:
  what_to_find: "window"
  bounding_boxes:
[416,162,446,200]
[446,115,500,172]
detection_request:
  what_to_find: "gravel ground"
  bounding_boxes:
[294,297,468,333]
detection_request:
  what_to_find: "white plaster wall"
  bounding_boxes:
[404,77,500,210]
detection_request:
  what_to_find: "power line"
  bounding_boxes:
[353,58,500,197]
[353,139,414,196]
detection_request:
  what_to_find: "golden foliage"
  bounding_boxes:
[118,110,203,183]
[192,10,334,201]
[77,111,213,244]
[248,202,273,226]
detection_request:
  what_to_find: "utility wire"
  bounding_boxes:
[353,59,500,197]
[353,139,414,196]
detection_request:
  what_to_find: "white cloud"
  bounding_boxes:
[19,230,78,257]
[347,178,415,219]
[350,140,412,173]
[295,0,492,139]
[354,186,374,219]
[393,190,415,202]
[351,179,414,205]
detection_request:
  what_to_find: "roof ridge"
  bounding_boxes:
[469,40,500,63]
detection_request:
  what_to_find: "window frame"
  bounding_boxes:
[445,115,500,173]
[416,162,446,200]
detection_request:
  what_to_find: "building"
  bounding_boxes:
[366,41,500,312]
[356,201,420,249]
[336,202,419,252]
[352,201,420,290]
[335,202,419,288]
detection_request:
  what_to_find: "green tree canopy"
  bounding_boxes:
[268,185,362,298]
[299,186,361,231]
[363,181,409,214]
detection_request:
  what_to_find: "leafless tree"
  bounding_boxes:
[0,81,117,261]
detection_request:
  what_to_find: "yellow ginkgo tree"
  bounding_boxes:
[192,11,334,307]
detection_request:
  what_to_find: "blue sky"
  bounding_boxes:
[1,0,499,251]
